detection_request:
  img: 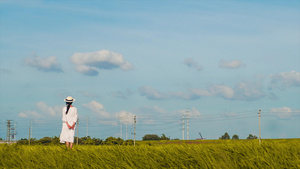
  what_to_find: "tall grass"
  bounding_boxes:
[1,139,299,168]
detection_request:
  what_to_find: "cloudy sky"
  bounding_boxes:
[0,1,299,140]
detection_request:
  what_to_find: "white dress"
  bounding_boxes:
[60,106,78,143]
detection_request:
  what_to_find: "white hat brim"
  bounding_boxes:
[64,98,75,102]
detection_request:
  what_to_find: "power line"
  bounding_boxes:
[2,108,300,140]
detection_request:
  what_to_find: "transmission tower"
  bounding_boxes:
[119,116,122,139]
[86,116,89,137]
[134,116,136,146]
[11,122,17,142]
[186,110,189,140]
[182,114,185,140]
[258,110,261,145]
[6,120,11,144]
[30,119,33,139]
[6,120,16,144]
[126,124,128,140]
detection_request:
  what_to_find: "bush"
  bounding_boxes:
[219,132,230,140]
[104,137,124,145]
[247,134,258,139]
[142,134,160,140]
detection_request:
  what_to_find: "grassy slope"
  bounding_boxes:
[1,139,299,169]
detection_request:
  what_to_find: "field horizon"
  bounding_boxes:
[1,138,299,168]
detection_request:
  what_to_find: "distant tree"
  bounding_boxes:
[0,138,2,140]
[247,134,258,139]
[142,134,160,140]
[84,137,96,145]
[160,134,170,140]
[51,136,60,145]
[17,138,29,145]
[17,138,36,145]
[123,139,134,145]
[104,137,124,145]
[78,136,90,145]
[219,132,230,140]
[92,138,103,145]
[37,137,53,145]
[232,134,239,140]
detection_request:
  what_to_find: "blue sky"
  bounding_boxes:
[0,1,299,141]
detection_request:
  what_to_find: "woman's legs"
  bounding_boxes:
[65,141,73,149]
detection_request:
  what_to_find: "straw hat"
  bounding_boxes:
[64,96,75,102]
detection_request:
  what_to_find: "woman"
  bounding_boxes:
[60,96,78,149]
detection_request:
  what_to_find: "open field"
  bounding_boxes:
[1,139,299,168]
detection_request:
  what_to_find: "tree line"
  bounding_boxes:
[219,132,258,140]
[16,136,134,146]
[4,132,258,145]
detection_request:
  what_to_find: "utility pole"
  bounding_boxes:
[182,114,185,140]
[30,119,33,139]
[119,116,122,139]
[258,109,261,145]
[86,116,89,137]
[186,110,189,140]
[29,126,31,145]
[134,116,136,146]
[29,119,33,145]
[76,118,79,145]
[120,123,123,139]
[126,124,128,141]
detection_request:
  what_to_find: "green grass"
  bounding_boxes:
[1,139,299,169]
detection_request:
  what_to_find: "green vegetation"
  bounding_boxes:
[1,139,299,168]
[16,136,134,146]
[142,134,170,141]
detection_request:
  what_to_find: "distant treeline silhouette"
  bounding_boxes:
[16,136,134,145]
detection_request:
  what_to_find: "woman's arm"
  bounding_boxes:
[70,108,78,129]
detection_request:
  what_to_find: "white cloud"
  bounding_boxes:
[269,71,300,89]
[139,86,169,100]
[140,81,265,101]
[36,102,57,117]
[183,58,203,71]
[83,101,111,118]
[115,111,135,125]
[270,107,300,119]
[192,82,264,101]
[18,112,28,118]
[19,110,41,118]
[75,65,99,76]
[191,85,235,99]
[176,107,202,118]
[208,85,235,99]
[219,59,245,69]
[233,82,265,101]
[137,105,167,114]
[19,102,61,119]
[139,86,199,100]
[171,91,200,100]
[71,50,133,76]
[24,56,63,72]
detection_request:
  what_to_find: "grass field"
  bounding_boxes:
[1,139,299,168]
